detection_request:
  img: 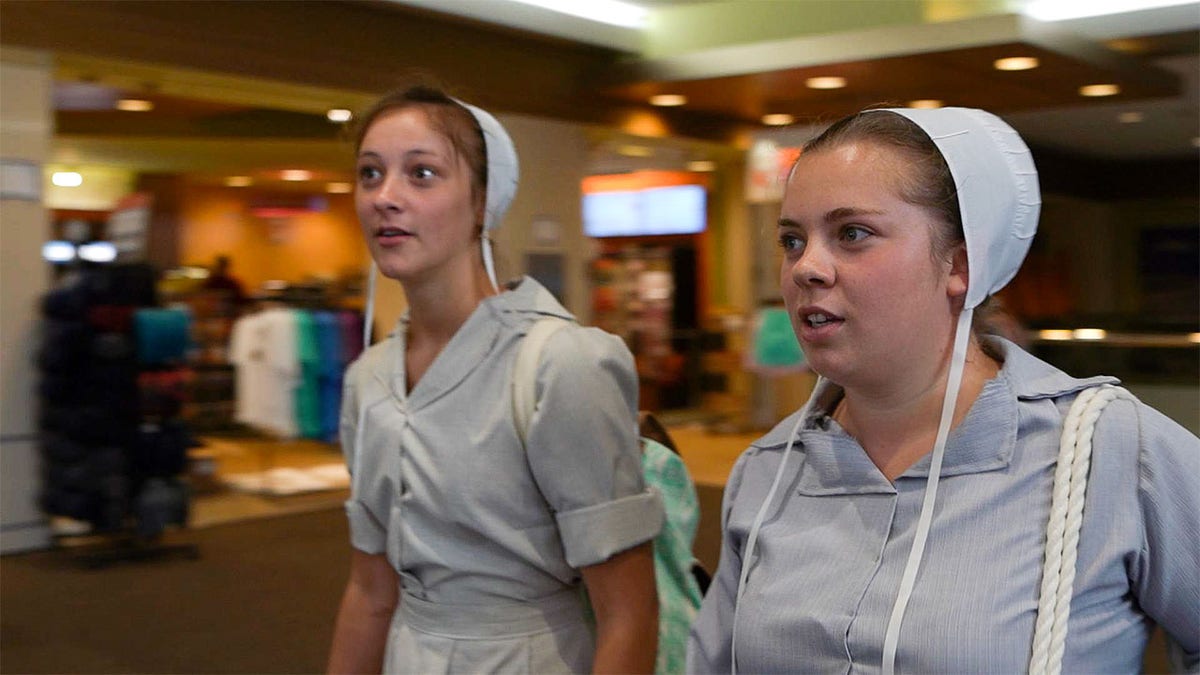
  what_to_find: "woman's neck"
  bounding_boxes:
[403,267,496,345]
[833,339,1000,481]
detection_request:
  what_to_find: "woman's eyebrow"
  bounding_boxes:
[824,206,884,223]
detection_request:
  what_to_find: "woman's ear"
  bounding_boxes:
[947,243,969,299]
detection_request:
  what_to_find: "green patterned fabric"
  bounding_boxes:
[641,438,704,675]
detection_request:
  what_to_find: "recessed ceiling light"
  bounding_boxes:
[1073,328,1108,340]
[907,99,943,109]
[618,145,653,157]
[1079,84,1120,97]
[993,57,1039,71]
[762,113,795,126]
[281,170,312,181]
[687,160,716,172]
[805,76,846,90]
[1190,332,1200,343]
[1117,111,1144,123]
[649,94,687,107]
[1038,329,1074,341]
[326,108,353,123]
[326,182,353,194]
[51,171,83,187]
[225,176,253,187]
[115,98,154,112]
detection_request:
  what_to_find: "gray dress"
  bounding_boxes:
[688,338,1199,674]
[340,277,664,674]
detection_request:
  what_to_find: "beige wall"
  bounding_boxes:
[1,46,53,553]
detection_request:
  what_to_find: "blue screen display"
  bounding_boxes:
[583,184,706,237]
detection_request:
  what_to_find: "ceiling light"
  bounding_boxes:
[42,241,76,263]
[1023,0,1196,21]
[1189,333,1200,344]
[1079,84,1120,97]
[618,145,653,158]
[326,182,353,194]
[326,108,353,123]
[762,113,795,126]
[1117,111,1144,123]
[1073,328,1108,340]
[993,56,1039,71]
[224,176,253,187]
[907,99,943,109]
[687,160,716,172]
[51,171,83,187]
[805,76,846,90]
[508,0,647,28]
[649,94,687,107]
[115,98,154,112]
[1038,329,1074,341]
[78,241,118,263]
[281,169,312,181]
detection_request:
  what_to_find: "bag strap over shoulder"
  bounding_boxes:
[512,317,572,446]
[1029,384,1130,675]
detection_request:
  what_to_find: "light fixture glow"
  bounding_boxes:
[224,176,253,187]
[1189,333,1200,344]
[77,241,118,263]
[116,98,154,112]
[993,56,1040,71]
[281,169,312,181]
[1073,328,1108,340]
[326,108,353,123]
[907,99,944,109]
[508,0,647,28]
[326,182,353,194]
[1079,84,1120,97]
[1023,0,1197,22]
[806,76,846,90]
[762,113,795,126]
[617,145,653,158]
[42,241,76,263]
[1117,111,1144,123]
[649,94,687,107]
[686,160,716,172]
[1038,329,1074,341]
[51,172,83,187]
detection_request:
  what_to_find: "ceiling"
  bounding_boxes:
[3,0,1197,192]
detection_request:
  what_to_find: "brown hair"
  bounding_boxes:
[352,85,488,219]
[799,110,1005,351]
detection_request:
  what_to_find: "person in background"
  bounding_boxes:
[687,107,1198,673]
[326,85,662,674]
[201,254,248,313]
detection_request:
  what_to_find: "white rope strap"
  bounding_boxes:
[1029,384,1126,675]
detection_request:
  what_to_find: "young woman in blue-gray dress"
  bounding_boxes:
[326,86,663,674]
[688,107,1199,674]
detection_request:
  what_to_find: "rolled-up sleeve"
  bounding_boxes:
[339,358,387,555]
[525,325,664,569]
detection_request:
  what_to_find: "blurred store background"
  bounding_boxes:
[0,1,1196,669]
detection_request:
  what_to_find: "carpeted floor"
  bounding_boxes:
[1,507,350,675]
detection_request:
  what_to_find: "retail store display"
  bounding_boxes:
[36,262,199,565]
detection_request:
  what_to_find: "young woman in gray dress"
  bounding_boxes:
[687,107,1199,673]
[327,86,663,674]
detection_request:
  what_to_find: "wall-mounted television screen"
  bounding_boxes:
[583,184,706,237]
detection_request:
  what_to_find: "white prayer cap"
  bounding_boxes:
[454,99,520,232]
[874,107,1041,309]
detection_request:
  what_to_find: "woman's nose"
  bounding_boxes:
[791,243,834,287]
[373,175,405,212]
